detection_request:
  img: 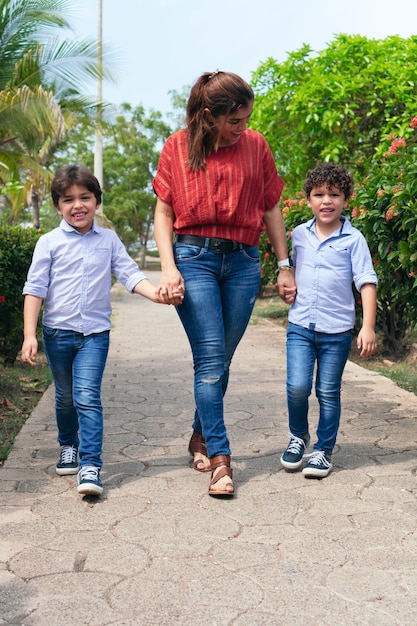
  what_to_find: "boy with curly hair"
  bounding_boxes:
[280,163,377,478]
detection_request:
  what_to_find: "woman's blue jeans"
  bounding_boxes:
[174,241,261,458]
[286,322,352,454]
[42,327,110,468]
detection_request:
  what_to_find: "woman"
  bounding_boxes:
[153,71,294,497]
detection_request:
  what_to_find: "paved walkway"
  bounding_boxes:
[1,271,417,626]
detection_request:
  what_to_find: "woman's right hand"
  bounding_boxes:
[158,268,185,305]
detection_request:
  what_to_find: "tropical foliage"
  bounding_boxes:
[0,0,112,226]
[251,34,417,195]
[352,116,417,355]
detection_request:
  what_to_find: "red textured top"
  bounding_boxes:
[152,128,284,246]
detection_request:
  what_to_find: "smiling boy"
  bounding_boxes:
[280,163,378,478]
[21,164,183,496]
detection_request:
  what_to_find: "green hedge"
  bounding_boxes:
[0,226,41,366]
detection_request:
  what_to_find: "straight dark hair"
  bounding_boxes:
[186,71,254,171]
[51,164,102,207]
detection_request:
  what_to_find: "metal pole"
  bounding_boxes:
[94,0,103,213]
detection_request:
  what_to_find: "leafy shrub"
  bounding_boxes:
[0,227,40,365]
[353,116,417,355]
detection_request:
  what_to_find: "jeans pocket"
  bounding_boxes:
[241,246,260,262]
[174,243,205,262]
[42,325,60,340]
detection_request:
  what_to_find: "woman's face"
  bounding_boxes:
[210,102,254,147]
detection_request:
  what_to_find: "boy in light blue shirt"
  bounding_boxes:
[22,164,183,496]
[280,163,377,478]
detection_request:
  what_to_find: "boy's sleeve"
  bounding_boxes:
[352,235,378,291]
[110,234,148,293]
[22,237,51,298]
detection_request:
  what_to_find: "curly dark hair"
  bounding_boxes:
[303,163,354,199]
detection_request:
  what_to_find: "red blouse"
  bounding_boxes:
[152,128,284,246]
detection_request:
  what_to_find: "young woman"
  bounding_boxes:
[153,71,293,497]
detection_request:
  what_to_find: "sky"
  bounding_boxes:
[70,0,417,117]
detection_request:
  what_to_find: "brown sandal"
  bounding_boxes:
[208,455,234,497]
[188,431,211,472]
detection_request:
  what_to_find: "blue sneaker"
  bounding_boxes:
[77,466,103,495]
[280,434,310,470]
[56,445,79,475]
[302,450,332,478]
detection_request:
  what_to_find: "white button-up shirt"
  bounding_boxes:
[23,219,147,335]
[289,216,377,333]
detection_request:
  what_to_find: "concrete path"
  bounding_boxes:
[1,271,417,626]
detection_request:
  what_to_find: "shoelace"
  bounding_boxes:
[79,466,99,482]
[286,435,306,454]
[60,445,77,464]
[307,451,330,467]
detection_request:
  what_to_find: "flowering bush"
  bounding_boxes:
[259,234,278,287]
[353,117,417,354]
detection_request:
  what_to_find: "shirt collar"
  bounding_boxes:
[307,215,353,237]
[60,218,100,235]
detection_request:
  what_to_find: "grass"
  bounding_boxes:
[0,354,52,464]
[253,286,417,396]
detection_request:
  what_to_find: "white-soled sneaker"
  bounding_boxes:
[56,445,79,475]
[280,434,310,470]
[77,465,103,495]
[302,450,332,478]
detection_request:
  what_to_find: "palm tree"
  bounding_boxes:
[0,0,114,225]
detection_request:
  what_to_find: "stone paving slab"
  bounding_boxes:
[1,271,417,625]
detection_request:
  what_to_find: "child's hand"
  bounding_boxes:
[21,338,38,366]
[357,328,377,358]
[275,269,296,304]
[158,279,185,305]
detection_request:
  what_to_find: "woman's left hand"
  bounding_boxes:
[276,268,296,304]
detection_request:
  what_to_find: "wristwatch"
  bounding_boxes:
[278,258,293,271]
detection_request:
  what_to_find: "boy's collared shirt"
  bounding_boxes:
[23,219,147,335]
[289,216,377,334]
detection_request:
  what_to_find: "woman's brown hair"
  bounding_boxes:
[186,71,254,171]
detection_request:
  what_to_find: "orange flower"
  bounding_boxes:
[385,206,399,221]
[384,137,406,158]
[410,116,417,128]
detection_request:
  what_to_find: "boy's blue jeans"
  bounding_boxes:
[42,327,110,468]
[286,322,352,454]
[174,241,261,458]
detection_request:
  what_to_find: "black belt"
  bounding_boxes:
[176,235,248,253]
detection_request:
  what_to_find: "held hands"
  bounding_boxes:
[275,268,296,304]
[157,269,185,305]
